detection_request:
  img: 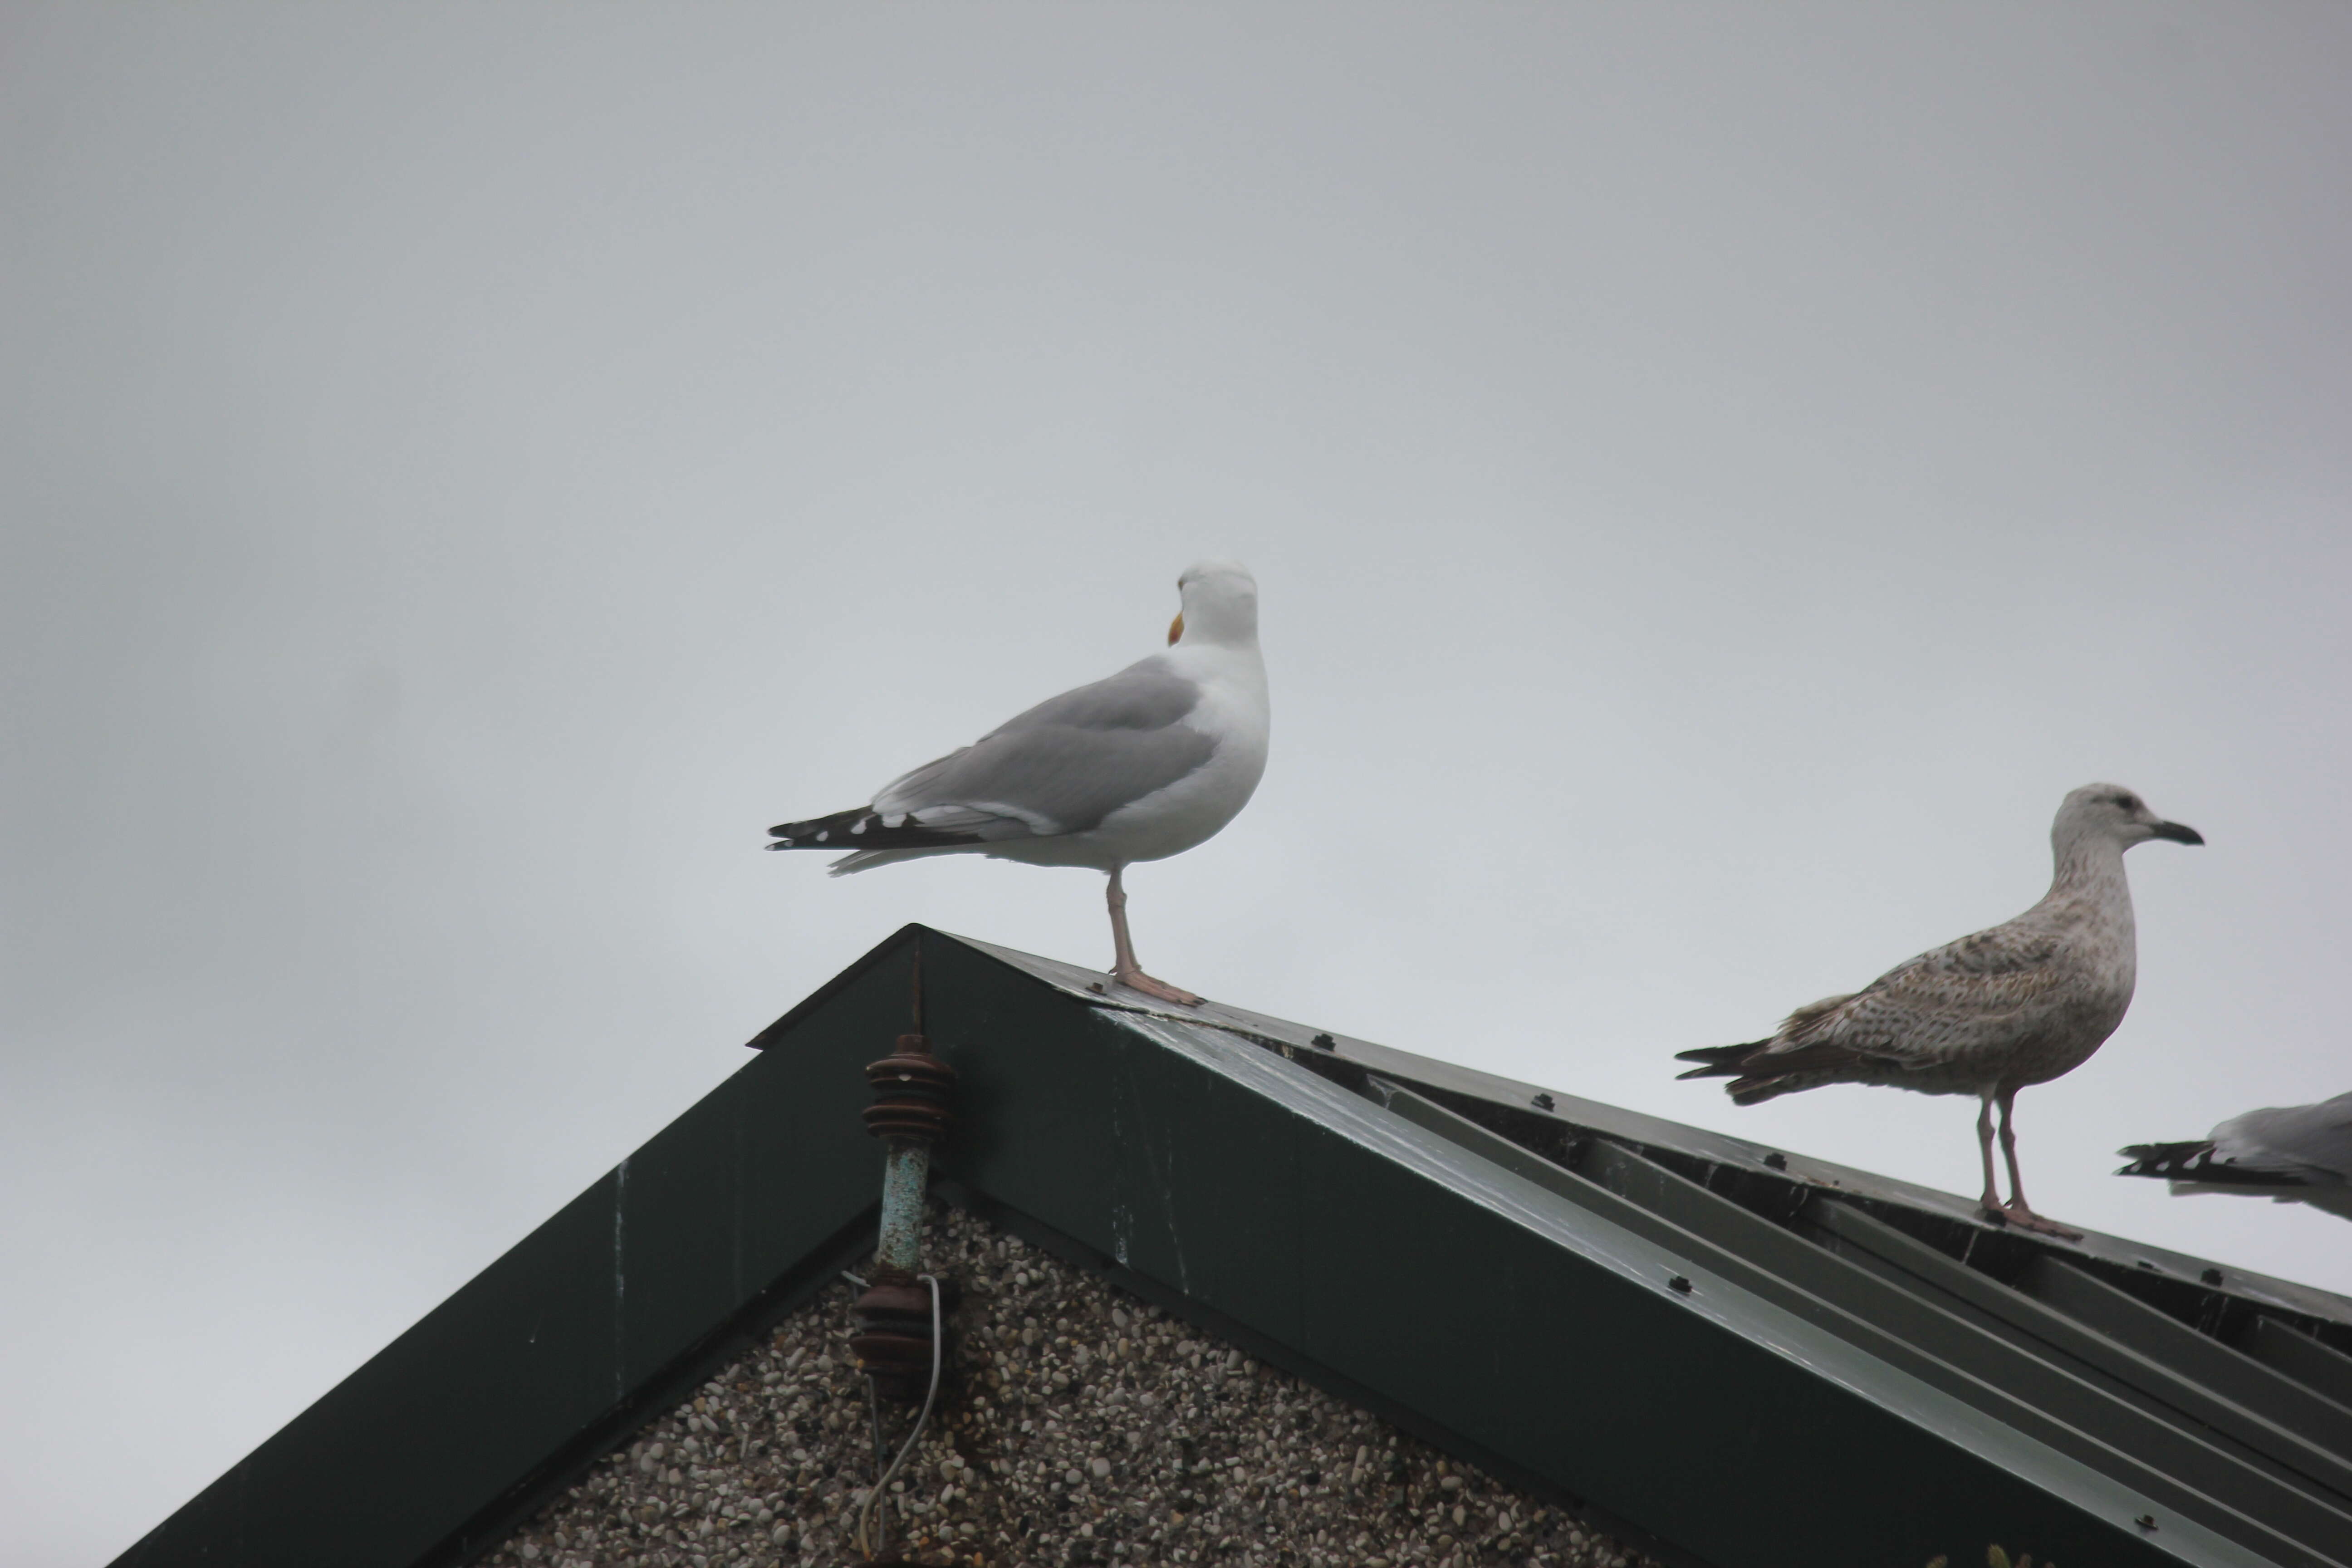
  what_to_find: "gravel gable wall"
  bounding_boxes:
[485,1203,1661,1568]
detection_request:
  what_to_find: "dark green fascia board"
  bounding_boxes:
[110,931,923,1568]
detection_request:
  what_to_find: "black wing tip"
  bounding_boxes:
[2114,1139,2215,1177]
[763,806,990,854]
[764,806,872,849]
[2113,1140,2316,1187]
[1674,1040,1767,1080]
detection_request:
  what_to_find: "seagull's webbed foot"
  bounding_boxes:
[1999,1200,2083,1241]
[1111,965,1202,1007]
[1103,866,1202,1006]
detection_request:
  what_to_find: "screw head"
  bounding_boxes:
[1761,1151,1788,1170]
[2200,1267,2223,1285]
[1667,1275,1693,1294]
[1310,1033,1337,1051]
[1530,1093,1554,1112]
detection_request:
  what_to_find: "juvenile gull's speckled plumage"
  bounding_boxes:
[1678,783,2203,1237]
[2118,1091,2352,1221]
[766,561,1269,1006]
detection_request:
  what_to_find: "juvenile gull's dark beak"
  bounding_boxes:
[2151,820,2205,845]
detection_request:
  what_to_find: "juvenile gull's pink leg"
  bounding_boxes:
[1974,1093,2003,1218]
[1996,1089,2082,1240]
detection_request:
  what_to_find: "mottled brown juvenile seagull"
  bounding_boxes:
[1677,784,2202,1239]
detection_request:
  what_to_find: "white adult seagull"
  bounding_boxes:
[766,561,1269,1006]
[2117,1092,2352,1221]
[1677,784,2203,1238]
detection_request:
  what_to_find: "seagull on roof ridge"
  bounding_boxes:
[766,560,1269,1007]
[2117,1091,2352,1221]
[1676,784,2204,1239]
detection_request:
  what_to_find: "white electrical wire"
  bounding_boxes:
[855,1274,944,1560]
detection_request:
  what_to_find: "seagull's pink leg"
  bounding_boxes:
[1995,1089,2082,1240]
[1105,866,1200,1007]
[1974,1093,2004,1219]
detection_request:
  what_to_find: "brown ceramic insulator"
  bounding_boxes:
[862,1034,958,1145]
[851,1269,941,1402]
[848,1332,934,1402]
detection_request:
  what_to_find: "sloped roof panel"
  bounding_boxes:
[118,926,2352,1568]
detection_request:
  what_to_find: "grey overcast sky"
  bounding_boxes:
[4,4,2349,1561]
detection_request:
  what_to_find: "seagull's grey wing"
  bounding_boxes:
[1759,921,2073,1074]
[871,656,1215,838]
[2213,1092,2352,1184]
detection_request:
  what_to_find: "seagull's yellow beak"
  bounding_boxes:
[1167,612,1184,646]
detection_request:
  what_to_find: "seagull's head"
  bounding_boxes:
[2055,783,2205,852]
[1169,559,1258,647]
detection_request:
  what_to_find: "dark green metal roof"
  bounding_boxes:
[117,926,2352,1568]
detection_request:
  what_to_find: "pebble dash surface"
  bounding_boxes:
[485,1204,1663,1568]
